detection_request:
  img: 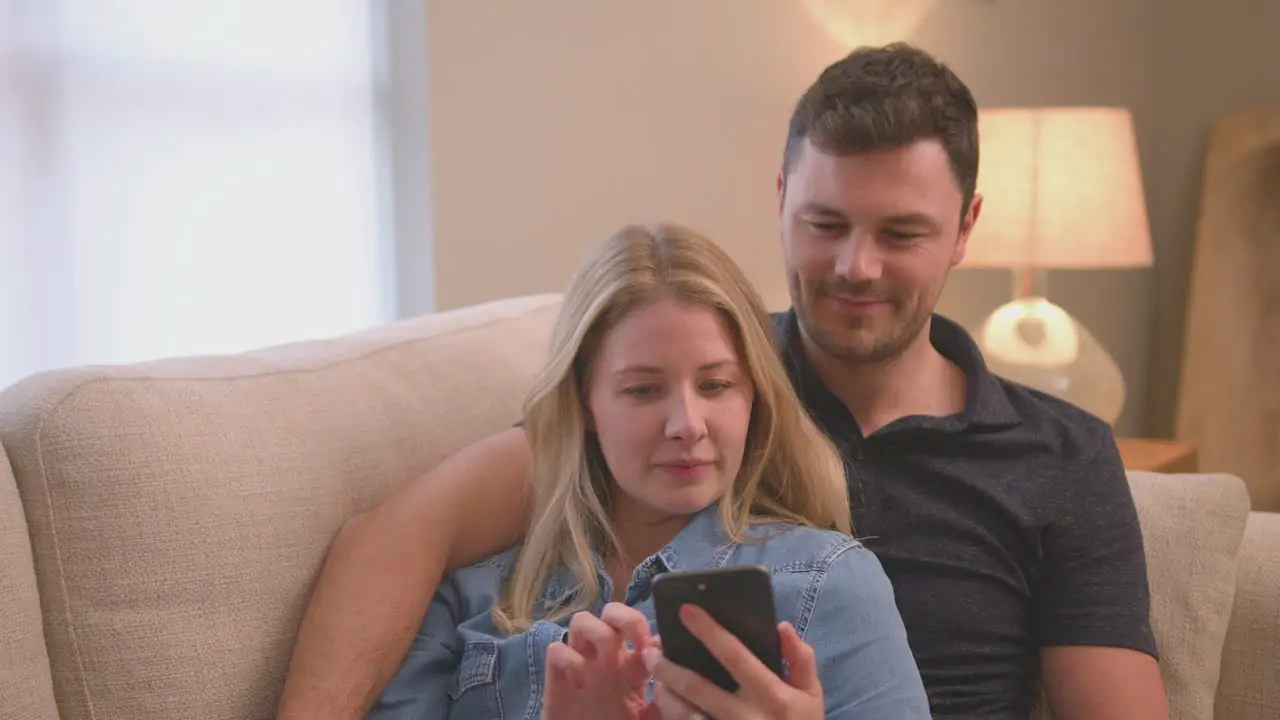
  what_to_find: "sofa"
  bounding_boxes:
[1,293,1276,720]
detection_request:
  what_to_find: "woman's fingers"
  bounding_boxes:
[643,647,740,719]
[545,642,587,692]
[601,602,653,651]
[650,678,713,720]
[568,611,624,669]
[778,621,822,695]
[599,603,656,687]
[678,604,778,690]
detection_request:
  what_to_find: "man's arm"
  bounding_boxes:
[1041,646,1167,720]
[365,584,464,720]
[276,427,532,720]
[1036,430,1168,719]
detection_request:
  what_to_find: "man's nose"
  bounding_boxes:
[664,391,708,442]
[834,232,883,282]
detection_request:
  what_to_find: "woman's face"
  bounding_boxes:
[585,296,754,522]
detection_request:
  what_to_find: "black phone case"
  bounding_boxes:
[651,564,783,692]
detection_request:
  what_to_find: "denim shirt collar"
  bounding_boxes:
[537,503,737,613]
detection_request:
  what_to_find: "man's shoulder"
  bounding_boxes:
[987,373,1116,459]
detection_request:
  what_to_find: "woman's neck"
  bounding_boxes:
[604,499,698,600]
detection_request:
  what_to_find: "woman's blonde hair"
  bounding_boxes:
[493,222,850,633]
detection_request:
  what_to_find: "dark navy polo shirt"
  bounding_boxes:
[772,309,1157,719]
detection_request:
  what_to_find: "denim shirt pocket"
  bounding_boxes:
[448,640,503,718]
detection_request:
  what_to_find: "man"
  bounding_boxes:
[277,43,1168,719]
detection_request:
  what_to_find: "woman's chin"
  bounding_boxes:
[650,487,722,516]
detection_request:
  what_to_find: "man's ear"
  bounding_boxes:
[953,192,983,266]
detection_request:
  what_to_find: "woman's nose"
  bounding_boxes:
[664,392,708,442]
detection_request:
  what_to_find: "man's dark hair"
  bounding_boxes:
[782,42,980,218]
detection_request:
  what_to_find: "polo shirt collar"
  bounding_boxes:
[774,309,1022,431]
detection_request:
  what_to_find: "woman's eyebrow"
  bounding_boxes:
[612,359,740,376]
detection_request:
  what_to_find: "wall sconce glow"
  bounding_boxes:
[802,0,940,47]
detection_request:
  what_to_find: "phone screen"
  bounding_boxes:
[651,564,783,692]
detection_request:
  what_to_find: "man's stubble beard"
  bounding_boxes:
[789,276,934,366]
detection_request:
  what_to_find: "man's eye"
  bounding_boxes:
[884,230,923,241]
[808,221,845,235]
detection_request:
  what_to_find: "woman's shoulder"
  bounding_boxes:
[735,521,871,575]
[438,548,521,609]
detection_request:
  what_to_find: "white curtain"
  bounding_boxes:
[1,0,396,390]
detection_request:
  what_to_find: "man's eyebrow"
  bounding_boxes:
[797,205,942,230]
[795,202,847,218]
[884,212,942,228]
[612,360,740,375]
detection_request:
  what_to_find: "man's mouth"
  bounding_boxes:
[827,293,890,313]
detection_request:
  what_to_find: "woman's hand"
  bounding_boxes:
[543,602,658,720]
[643,604,824,720]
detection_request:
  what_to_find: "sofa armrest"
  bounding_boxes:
[0,443,60,719]
[1215,511,1280,719]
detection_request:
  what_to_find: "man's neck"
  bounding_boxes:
[801,318,967,436]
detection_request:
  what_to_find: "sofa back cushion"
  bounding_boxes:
[1128,471,1251,719]
[1215,510,1280,719]
[0,294,561,720]
[0,443,60,720]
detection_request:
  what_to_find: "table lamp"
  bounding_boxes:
[963,107,1153,425]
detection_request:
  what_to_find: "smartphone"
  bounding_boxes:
[651,564,783,692]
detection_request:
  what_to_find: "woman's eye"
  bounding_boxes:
[700,380,732,393]
[624,385,658,398]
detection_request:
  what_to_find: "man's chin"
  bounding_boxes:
[811,326,904,363]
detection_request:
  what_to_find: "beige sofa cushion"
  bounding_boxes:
[1128,471,1251,720]
[1216,511,1280,719]
[0,443,60,720]
[0,294,560,720]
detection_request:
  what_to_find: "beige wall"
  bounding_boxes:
[424,0,1280,437]
[425,1,851,315]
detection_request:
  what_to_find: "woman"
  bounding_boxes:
[369,223,929,719]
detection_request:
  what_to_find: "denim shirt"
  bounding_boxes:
[370,505,930,719]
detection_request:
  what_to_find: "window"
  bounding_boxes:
[0,0,423,389]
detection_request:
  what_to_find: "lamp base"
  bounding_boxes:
[974,297,1126,425]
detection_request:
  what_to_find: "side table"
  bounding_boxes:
[1116,438,1198,473]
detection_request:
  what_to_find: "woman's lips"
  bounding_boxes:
[655,461,714,479]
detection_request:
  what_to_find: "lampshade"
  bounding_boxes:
[964,107,1154,269]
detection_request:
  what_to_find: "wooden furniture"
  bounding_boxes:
[1118,438,1198,474]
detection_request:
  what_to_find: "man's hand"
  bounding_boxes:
[543,604,657,720]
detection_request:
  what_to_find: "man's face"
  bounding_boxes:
[777,138,981,364]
